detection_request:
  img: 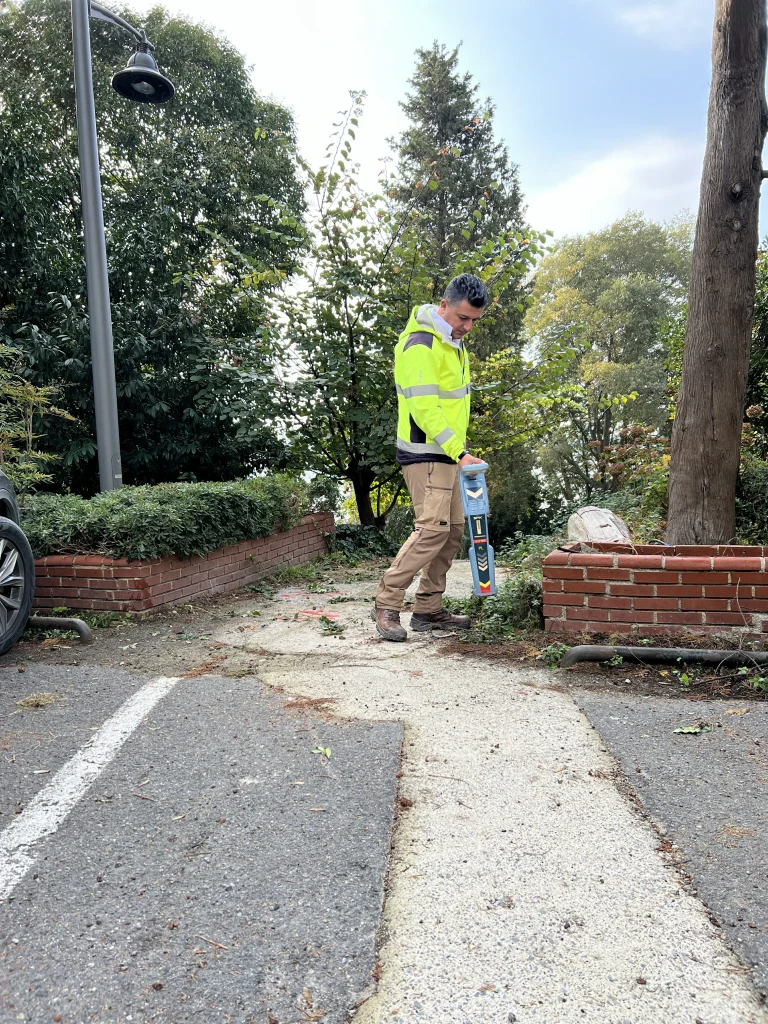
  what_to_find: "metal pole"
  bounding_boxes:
[71,0,123,491]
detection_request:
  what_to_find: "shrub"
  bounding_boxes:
[736,456,768,543]
[307,475,342,515]
[329,524,398,561]
[445,570,544,638]
[384,503,415,547]
[19,474,309,561]
[496,533,559,569]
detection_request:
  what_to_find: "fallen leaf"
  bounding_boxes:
[319,615,345,636]
[674,722,713,735]
[724,708,748,717]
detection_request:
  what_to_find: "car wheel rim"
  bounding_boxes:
[0,538,25,638]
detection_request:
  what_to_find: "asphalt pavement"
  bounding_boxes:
[576,692,768,999]
[3,563,768,1023]
[0,665,402,1023]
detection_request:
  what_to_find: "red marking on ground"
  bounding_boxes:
[297,609,339,620]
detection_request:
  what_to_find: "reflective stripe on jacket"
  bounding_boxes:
[394,304,471,463]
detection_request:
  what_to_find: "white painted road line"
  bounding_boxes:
[0,675,182,901]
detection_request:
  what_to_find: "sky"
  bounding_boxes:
[131,0,751,241]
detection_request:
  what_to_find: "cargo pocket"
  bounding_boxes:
[420,484,453,532]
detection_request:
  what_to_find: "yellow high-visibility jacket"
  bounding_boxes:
[395,304,470,463]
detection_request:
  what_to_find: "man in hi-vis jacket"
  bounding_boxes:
[372,274,487,641]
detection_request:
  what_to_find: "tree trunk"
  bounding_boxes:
[350,468,381,528]
[667,0,768,543]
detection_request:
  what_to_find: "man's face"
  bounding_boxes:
[438,298,484,340]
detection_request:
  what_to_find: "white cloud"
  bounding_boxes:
[524,135,703,238]
[596,0,712,50]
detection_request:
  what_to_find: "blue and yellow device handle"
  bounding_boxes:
[459,462,496,597]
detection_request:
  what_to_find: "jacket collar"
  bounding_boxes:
[414,304,463,350]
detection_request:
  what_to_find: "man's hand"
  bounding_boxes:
[459,453,485,469]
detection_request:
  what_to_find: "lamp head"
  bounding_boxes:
[112,38,174,104]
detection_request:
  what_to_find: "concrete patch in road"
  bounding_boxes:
[224,567,768,1024]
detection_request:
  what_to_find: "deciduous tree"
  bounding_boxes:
[0,0,304,491]
[523,214,691,501]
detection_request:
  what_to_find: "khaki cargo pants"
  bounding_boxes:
[376,461,465,614]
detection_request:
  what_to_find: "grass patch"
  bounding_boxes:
[16,692,64,710]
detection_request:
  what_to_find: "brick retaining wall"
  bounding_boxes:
[33,513,334,615]
[543,543,768,638]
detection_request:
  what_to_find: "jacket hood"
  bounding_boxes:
[412,304,462,349]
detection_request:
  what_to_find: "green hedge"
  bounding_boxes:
[329,524,398,561]
[19,475,310,561]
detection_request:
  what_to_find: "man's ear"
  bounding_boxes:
[437,299,448,316]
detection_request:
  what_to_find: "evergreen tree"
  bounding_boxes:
[392,43,526,357]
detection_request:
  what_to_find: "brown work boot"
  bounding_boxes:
[371,606,407,642]
[410,609,472,632]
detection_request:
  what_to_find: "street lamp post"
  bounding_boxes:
[70,0,174,492]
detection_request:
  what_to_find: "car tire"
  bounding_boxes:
[0,470,20,525]
[0,517,35,656]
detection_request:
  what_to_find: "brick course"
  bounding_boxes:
[543,543,768,639]
[33,513,334,614]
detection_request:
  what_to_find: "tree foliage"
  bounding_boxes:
[276,95,544,527]
[0,345,74,492]
[0,0,305,492]
[524,214,692,502]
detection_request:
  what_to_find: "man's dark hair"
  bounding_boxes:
[443,273,488,309]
